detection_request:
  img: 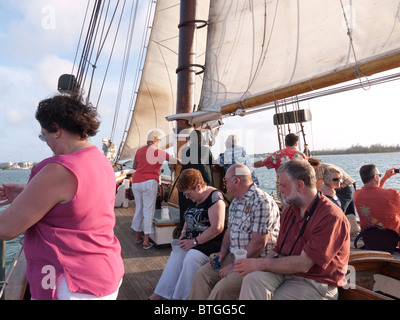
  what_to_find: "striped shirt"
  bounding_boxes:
[228,184,280,254]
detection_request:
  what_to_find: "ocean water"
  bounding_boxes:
[0,169,31,270]
[254,152,400,195]
[2,152,400,270]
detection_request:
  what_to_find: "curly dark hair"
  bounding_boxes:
[176,169,206,192]
[35,93,100,139]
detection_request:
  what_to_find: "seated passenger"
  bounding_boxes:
[354,164,400,234]
[189,164,280,300]
[149,169,229,300]
[309,158,359,236]
[235,159,350,300]
[318,165,342,208]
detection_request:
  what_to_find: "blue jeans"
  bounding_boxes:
[336,184,356,215]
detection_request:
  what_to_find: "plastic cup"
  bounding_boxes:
[234,249,247,260]
[171,239,180,253]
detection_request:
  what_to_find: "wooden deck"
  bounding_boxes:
[114,202,171,300]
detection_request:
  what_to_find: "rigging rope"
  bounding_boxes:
[95,1,126,109]
[339,0,371,90]
[86,0,122,103]
[110,0,137,142]
[71,2,91,82]
[242,71,400,118]
[84,0,108,102]
[273,94,310,152]
[72,0,126,105]
[113,0,156,164]
[75,0,103,91]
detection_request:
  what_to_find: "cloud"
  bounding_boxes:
[3,1,86,66]
[5,108,28,125]
[0,65,39,126]
[36,55,74,92]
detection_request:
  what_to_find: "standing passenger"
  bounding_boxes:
[218,134,260,186]
[131,129,180,249]
[253,133,307,198]
[178,129,215,226]
[0,93,124,300]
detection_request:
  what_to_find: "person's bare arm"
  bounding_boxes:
[0,163,77,240]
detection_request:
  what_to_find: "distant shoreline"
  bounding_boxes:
[310,144,400,156]
[253,144,400,158]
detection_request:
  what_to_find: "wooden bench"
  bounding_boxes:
[339,250,400,300]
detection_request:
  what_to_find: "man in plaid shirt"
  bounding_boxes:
[189,164,280,300]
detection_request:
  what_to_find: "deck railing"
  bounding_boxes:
[0,240,5,300]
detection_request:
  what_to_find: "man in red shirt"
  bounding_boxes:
[354,164,400,234]
[253,133,307,199]
[253,133,307,171]
[235,159,350,300]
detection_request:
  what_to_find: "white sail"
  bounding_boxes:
[118,0,210,161]
[122,0,400,155]
[180,0,400,123]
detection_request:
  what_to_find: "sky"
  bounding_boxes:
[212,76,400,158]
[0,0,145,163]
[0,1,399,163]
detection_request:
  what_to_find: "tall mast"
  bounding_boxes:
[176,0,197,145]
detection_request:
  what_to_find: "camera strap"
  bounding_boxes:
[277,192,320,257]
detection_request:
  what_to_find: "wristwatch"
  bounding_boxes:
[193,237,198,246]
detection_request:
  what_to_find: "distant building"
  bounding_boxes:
[17,162,34,169]
[0,161,35,170]
[0,162,13,169]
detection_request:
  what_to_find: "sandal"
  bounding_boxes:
[143,243,154,250]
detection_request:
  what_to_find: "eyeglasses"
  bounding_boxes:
[367,173,381,181]
[332,178,343,182]
[38,133,46,142]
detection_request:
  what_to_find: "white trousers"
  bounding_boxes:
[56,276,121,300]
[131,179,158,234]
[154,248,209,300]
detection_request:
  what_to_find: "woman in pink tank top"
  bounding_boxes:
[0,93,124,300]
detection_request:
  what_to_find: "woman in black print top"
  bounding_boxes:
[149,169,229,300]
